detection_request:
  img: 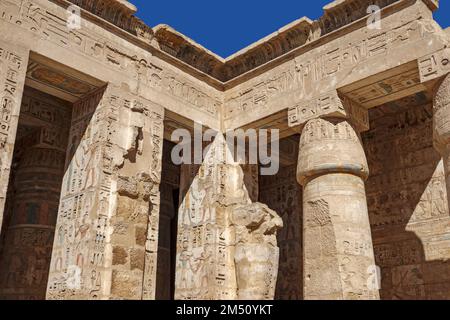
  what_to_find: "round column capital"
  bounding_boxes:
[297,118,369,186]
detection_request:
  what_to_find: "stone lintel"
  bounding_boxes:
[288,91,369,133]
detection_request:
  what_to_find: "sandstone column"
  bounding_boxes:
[433,74,450,211]
[0,41,28,231]
[294,93,379,300]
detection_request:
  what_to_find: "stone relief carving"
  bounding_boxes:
[0,41,28,231]
[297,115,379,300]
[46,84,164,300]
[65,0,154,43]
[231,203,282,300]
[0,0,449,302]
[288,91,369,131]
[0,88,71,299]
[175,135,283,300]
[319,0,399,36]
[0,0,220,118]
[419,49,450,83]
[225,17,441,124]
[363,99,450,299]
[155,0,401,81]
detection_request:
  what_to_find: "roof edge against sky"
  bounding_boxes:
[66,0,439,83]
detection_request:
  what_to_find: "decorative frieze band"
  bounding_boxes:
[0,0,221,119]
[65,0,154,43]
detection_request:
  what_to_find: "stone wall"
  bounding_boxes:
[363,96,450,299]
[175,135,283,300]
[0,0,448,301]
[259,165,303,300]
[46,85,164,300]
[0,39,28,232]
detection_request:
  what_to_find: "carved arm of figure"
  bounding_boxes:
[231,203,283,300]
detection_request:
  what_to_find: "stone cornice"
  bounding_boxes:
[66,0,154,42]
[154,0,414,82]
[56,0,440,87]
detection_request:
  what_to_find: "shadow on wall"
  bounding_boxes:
[155,140,181,300]
[259,163,303,300]
[363,98,450,300]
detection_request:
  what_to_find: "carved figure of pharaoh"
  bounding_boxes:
[231,203,283,300]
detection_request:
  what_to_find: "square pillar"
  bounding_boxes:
[46,85,164,300]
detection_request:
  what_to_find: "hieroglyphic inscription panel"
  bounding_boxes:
[46,85,164,300]
[363,97,450,299]
[0,0,221,124]
[175,135,282,300]
[0,88,71,300]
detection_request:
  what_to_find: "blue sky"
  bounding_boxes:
[131,0,450,58]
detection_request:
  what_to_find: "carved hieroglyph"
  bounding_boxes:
[0,40,28,231]
[363,97,450,300]
[0,0,449,301]
[46,85,164,300]
[175,134,282,300]
[0,88,71,300]
[224,2,447,130]
[296,100,379,299]
[434,74,450,211]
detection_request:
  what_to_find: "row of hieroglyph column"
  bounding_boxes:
[289,73,450,300]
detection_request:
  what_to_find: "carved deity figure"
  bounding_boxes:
[231,203,283,300]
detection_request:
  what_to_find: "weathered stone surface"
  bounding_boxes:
[363,95,450,299]
[297,115,379,300]
[232,203,283,300]
[0,0,449,301]
[260,161,303,300]
[175,135,283,300]
[0,40,29,232]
